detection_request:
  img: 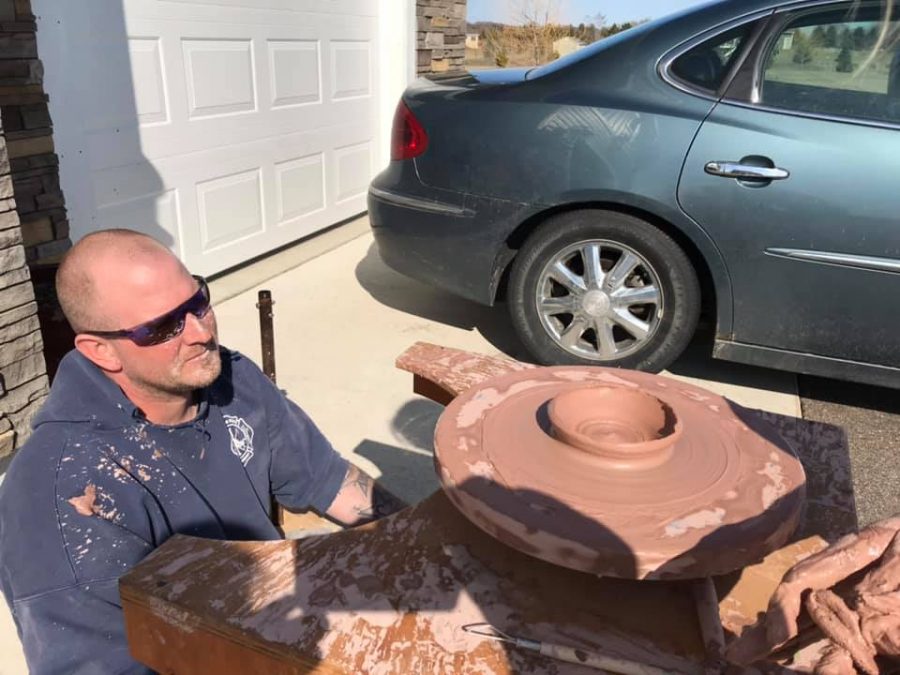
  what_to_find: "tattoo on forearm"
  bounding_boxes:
[338,465,407,525]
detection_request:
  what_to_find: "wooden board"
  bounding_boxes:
[122,491,708,674]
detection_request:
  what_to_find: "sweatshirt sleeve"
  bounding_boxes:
[266,391,349,514]
[11,579,151,675]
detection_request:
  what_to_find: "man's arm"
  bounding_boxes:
[325,464,408,527]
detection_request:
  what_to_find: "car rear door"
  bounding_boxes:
[678,0,900,367]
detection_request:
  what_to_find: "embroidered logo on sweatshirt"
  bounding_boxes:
[223,415,254,466]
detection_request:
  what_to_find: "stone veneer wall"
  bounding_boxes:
[0,0,66,460]
[1,0,69,264]
[417,0,466,75]
[0,116,47,461]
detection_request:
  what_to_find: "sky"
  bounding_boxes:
[467,0,711,26]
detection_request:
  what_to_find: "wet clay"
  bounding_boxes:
[68,483,97,516]
[726,516,900,673]
[434,367,807,580]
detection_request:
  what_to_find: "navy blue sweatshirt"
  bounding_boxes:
[0,348,348,674]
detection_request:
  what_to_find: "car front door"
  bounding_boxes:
[678,1,900,368]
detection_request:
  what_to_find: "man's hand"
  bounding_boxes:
[325,464,408,527]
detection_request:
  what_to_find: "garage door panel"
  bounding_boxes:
[330,41,371,100]
[334,141,372,204]
[160,120,369,274]
[130,99,372,163]
[137,0,377,18]
[130,38,170,125]
[39,0,380,274]
[182,39,257,119]
[93,188,183,252]
[274,153,325,225]
[268,40,321,108]
[197,168,264,252]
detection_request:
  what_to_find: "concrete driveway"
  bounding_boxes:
[0,215,804,674]
[211,216,801,504]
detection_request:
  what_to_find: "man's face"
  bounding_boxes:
[97,253,222,396]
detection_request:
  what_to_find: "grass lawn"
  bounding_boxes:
[767,46,891,94]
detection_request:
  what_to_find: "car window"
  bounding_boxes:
[670,24,755,92]
[760,4,900,124]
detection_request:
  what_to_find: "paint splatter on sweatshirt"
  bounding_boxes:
[0,348,348,674]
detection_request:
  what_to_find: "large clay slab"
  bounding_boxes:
[434,366,807,580]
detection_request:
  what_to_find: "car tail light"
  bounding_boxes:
[391,100,428,161]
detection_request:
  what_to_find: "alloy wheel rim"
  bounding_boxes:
[534,239,664,361]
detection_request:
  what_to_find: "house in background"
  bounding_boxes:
[0,0,467,461]
[466,32,482,49]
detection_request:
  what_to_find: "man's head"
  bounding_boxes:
[57,229,221,399]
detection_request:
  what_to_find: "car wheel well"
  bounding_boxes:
[497,203,717,324]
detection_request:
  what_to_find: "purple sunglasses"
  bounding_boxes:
[82,276,212,347]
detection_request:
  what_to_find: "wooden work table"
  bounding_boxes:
[120,343,858,673]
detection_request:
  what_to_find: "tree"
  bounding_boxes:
[483,27,510,67]
[852,26,868,50]
[509,0,568,65]
[791,30,814,65]
[809,26,828,47]
[836,46,854,72]
[824,25,838,48]
[810,25,828,47]
[839,27,854,50]
[580,11,605,44]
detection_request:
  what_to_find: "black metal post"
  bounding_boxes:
[256,290,276,384]
[257,289,282,529]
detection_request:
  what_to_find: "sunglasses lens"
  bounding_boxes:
[132,315,185,346]
[130,280,210,346]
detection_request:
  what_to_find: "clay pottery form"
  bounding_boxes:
[548,387,682,470]
[433,367,806,580]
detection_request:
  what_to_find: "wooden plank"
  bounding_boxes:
[121,492,708,674]
[396,341,534,398]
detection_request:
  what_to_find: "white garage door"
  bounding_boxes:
[35,0,383,275]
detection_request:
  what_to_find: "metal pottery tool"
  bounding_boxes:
[461,623,704,675]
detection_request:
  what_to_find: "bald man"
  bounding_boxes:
[0,229,404,674]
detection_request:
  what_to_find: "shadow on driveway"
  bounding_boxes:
[354,242,528,359]
[355,240,797,398]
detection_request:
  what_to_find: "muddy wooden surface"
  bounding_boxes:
[120,342,858,673]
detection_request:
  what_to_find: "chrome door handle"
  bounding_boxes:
[704,161,790,180]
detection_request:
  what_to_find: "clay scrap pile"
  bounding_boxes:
[728,516,900,674]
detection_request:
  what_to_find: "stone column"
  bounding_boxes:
[0,0,63,461]
[0,116,48,462]
[416,0,466,75]
[0,0,70,264]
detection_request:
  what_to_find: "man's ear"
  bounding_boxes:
[74,334,122,372]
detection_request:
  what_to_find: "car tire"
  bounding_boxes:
[508,210,700,372]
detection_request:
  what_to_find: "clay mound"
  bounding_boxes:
[434,366,806,580]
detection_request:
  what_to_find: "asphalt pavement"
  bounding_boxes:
[799,375,900,527]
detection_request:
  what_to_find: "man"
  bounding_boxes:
[0,229,404,674]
